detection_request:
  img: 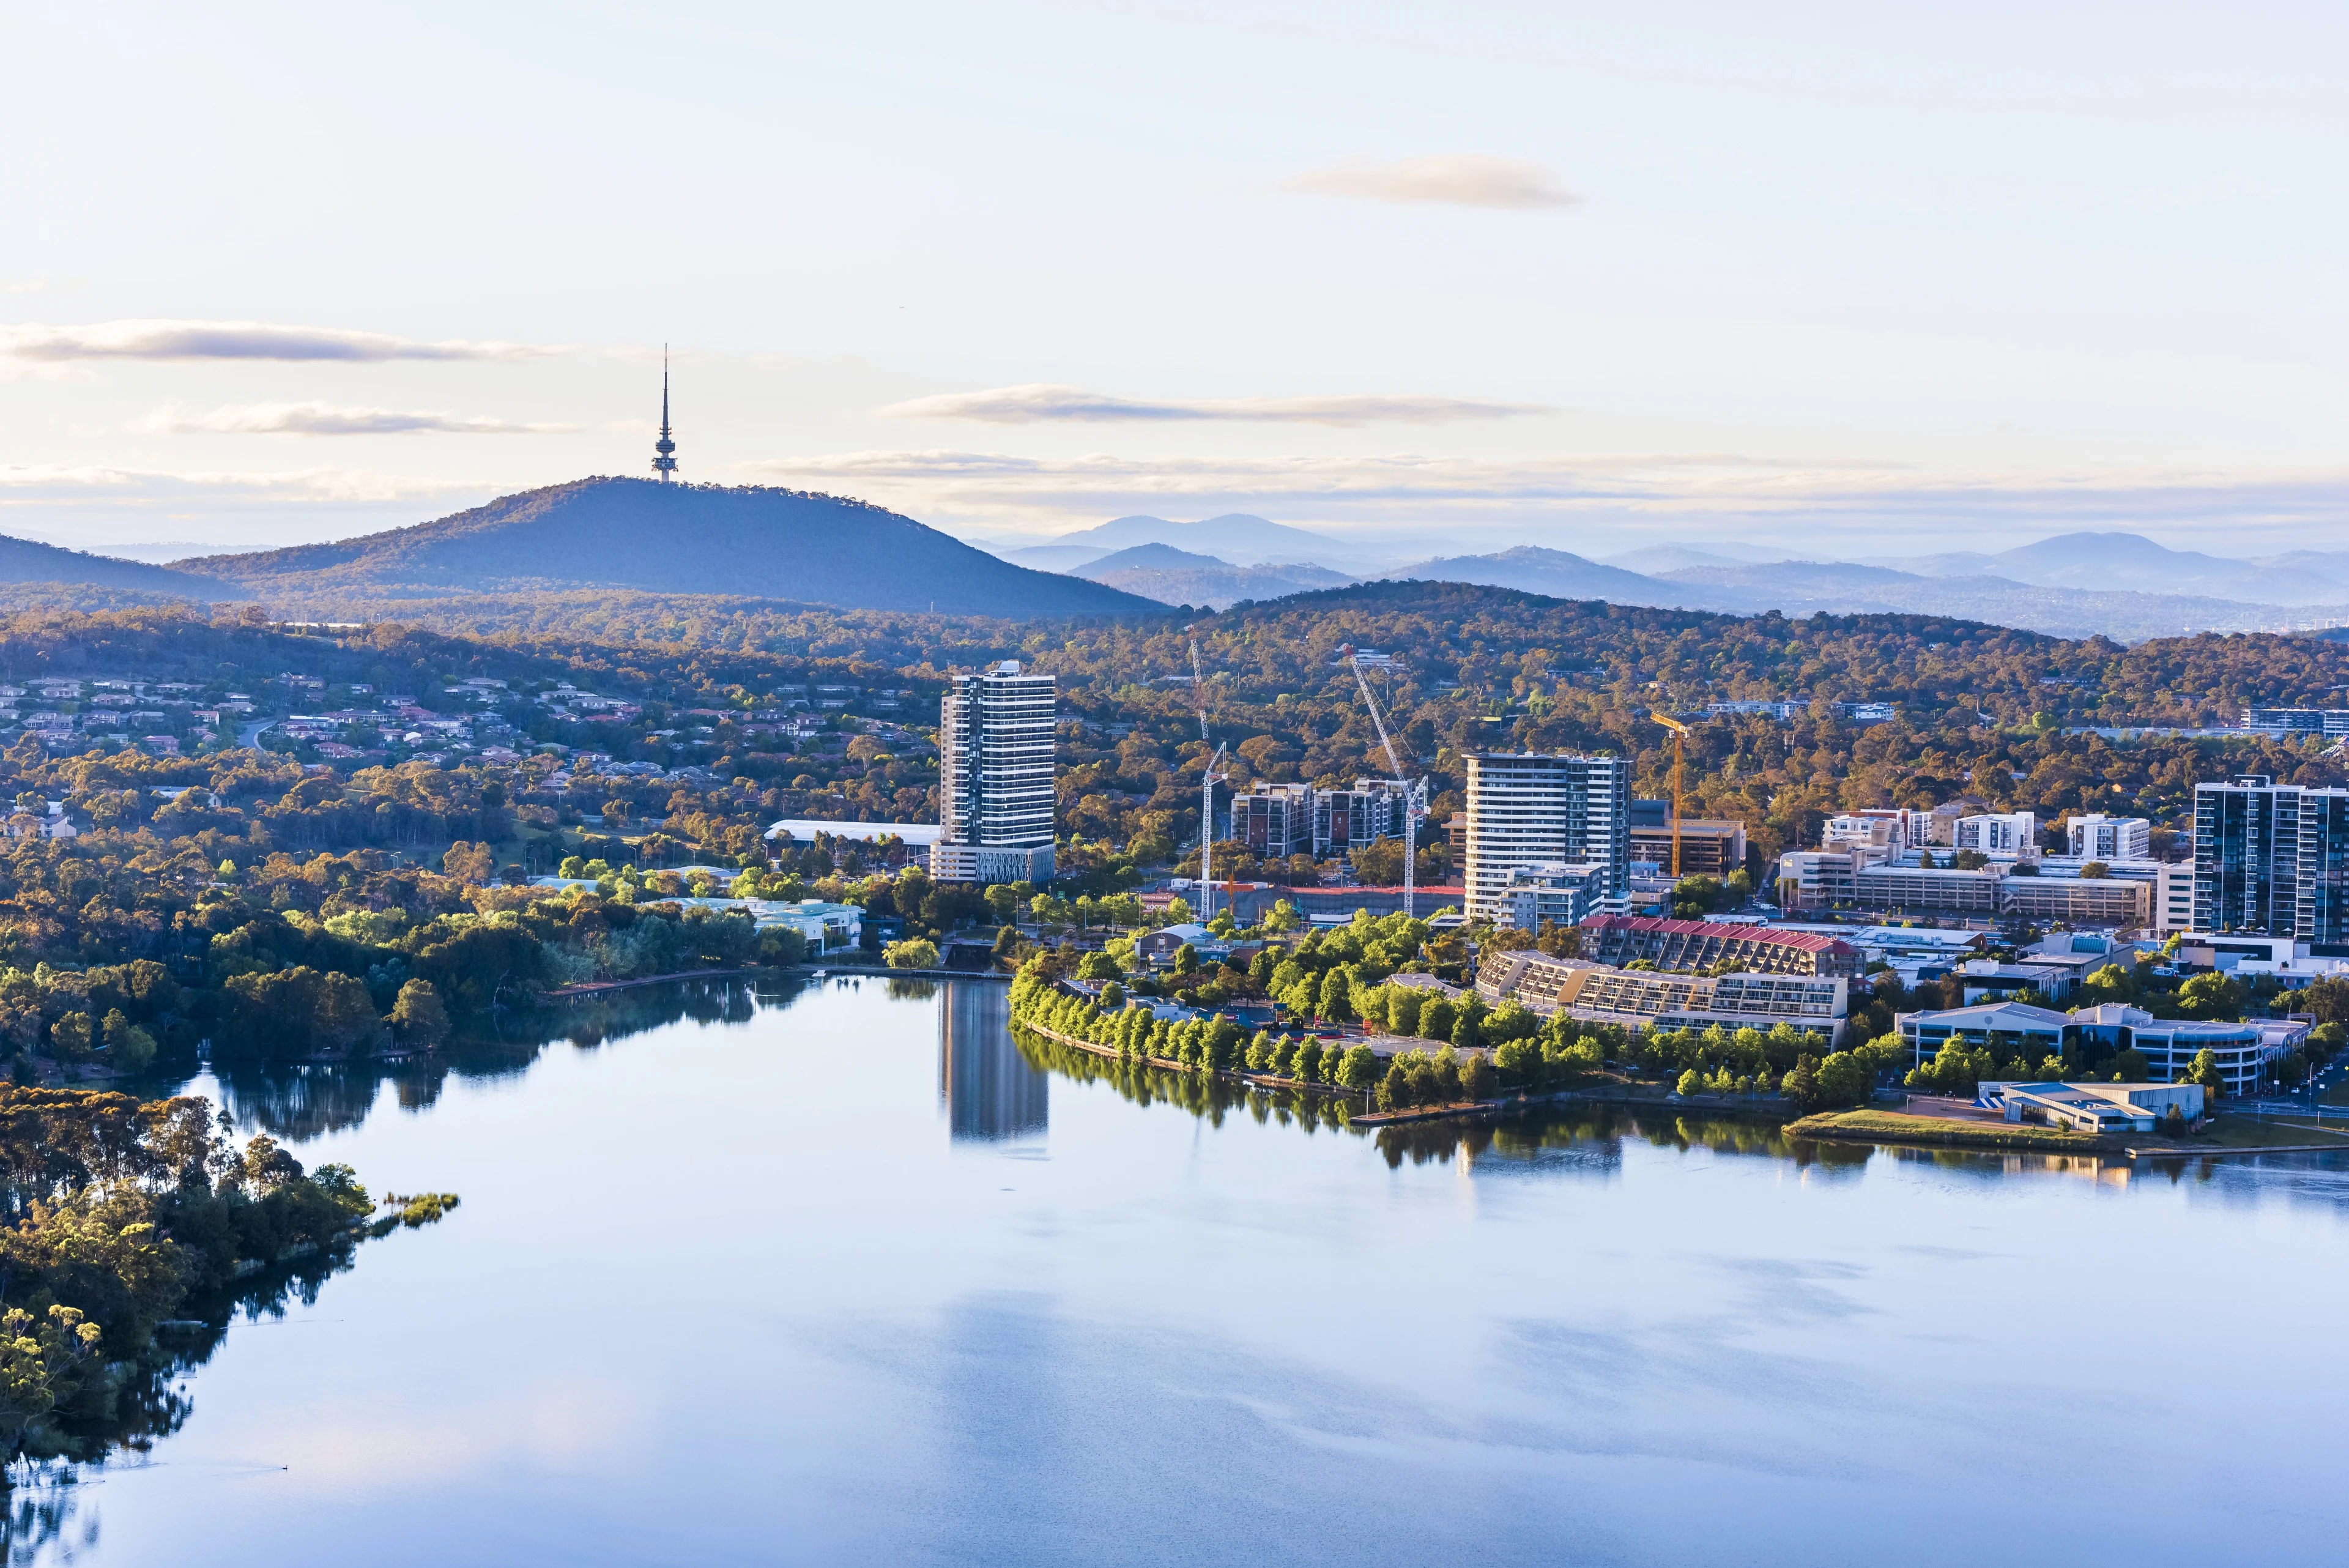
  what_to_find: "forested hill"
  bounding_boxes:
[173,478,1165,619]
[0,533,243,600]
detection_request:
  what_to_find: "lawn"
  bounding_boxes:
[2180,1114,2349,1151]
[1784,1109,2105,1152]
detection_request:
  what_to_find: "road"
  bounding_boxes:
[237,717,274,749]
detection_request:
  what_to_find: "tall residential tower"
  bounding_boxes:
[1463,752,1632,924]
[930,660,1056,884]
[2192,775,2349,942]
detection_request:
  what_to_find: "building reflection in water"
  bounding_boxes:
[939,981,1047,1141]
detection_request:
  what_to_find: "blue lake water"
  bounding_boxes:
[24,975,2349,1566]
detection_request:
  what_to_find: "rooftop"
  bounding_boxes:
[1582,913,1857,955]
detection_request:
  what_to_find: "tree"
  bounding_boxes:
[2299,978,2349,1027]
[49,1012,94,1063]
[2187,1047,2225,1097]
[1172,942,1198,976]
[1419,996,1455,1043]
[0,1305,101,1454]
[2163,1102,2187,1137]
[1097,981,1125,1012]
[2178,973,2243,1020]
[2079,860,2111,879]
[1350,838,1406,886]
[884,938,940,969]
[1293,1038,1324,1082]
[1458,1050,1494,1099]
[1675,1068,1702,1097]
[1815,1050,1872,1107]
[1337,1044,1378,1090]
[2113,1046,2150,1080]
[388,979,451,1050]
[1076,950,1123,981]
[442,841,495,882]
[100,1008,157,1074]
[1780,1055,1822,1109]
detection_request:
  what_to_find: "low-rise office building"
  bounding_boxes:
[1904,1000,2288,1094]
[1501,863,1613,931]
[2066,814,2153,861]
[756,899,865,949]
[1978,1080,2205,1134]
[1775,852,2152,926]
[1898,1000,2071,1067]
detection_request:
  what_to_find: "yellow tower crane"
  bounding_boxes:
[1650,710,1692,879]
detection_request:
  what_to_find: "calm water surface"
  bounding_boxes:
[25,976,2349,1566]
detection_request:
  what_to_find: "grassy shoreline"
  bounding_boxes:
[1785,1109,2109,1153]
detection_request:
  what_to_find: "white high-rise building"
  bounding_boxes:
[2066,813,2151,862]
[1464,752,1631,924]
[930,661,1056,884]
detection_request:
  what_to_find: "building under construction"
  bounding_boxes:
[1230,778,1412,861]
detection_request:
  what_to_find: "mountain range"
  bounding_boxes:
[975,519,2349,640]
[0,483,2330,642]
[1070,543,1356,609]
[171,478,1159,617]
[0,535,240,600]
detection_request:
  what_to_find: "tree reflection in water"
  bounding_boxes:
[142,978,788,1140]
[0,1243,374,1561]
[1010,1027,1357,1136]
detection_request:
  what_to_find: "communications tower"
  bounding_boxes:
[651,346,678,481]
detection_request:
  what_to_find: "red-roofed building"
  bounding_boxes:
[1576,914,1861,978]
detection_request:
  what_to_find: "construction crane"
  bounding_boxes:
[1190,641,1227,924]
[1650,710,1691,879]
[1344,646,1428,918]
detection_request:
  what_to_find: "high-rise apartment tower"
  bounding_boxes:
[930,661,1056,884]
[2192,775,2349,942]
[1464,752,1631,924]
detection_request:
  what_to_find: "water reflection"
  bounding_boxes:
[941,983,1047,1141]
[0,1239,373,1562]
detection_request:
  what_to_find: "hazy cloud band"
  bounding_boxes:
[879,384,1552,426]
[1285,155,1578,209]
[739,448,2349,551]
[138,401,579,436]
[0,319,558,362]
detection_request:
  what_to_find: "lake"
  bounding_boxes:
[21,974,2349,1566]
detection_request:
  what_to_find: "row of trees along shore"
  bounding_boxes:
[1008,954,1872,1113]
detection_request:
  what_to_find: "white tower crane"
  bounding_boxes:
[1190,641,1228,924]
[1343,646,1427,918]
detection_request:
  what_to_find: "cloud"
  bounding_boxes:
[0,463,484,505]
[1285,155,1577,209]
[137,401,579,436]
[0,319,558,362]
[877,384,1552,427]
[736,448,2349,552]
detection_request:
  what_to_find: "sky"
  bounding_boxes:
[4,0,2347,562]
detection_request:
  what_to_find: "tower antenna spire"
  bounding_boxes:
[651,344,678,481]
